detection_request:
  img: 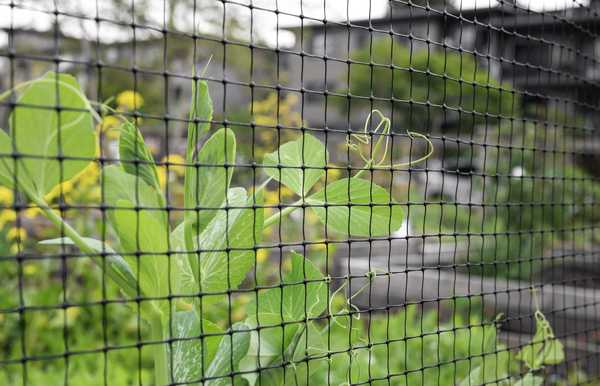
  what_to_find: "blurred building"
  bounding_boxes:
[282,0,600,129]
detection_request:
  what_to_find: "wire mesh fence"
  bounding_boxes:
[1,0,600,385]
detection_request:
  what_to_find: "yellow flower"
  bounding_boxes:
[264,190,280,205]
[116,90,144,110]
[161,154,186,177]
[9,243,21,254]
[44,180,75,202]
[256,248,270,264]
[23,207,41,219]
[0,210,16,227]
[99,115,121,132]
[0,187,13,205]
[157,166,167,188]
[279,186,295,199]
[65,307,81,326]
[23,264,38,276]
[327,167,342,181]
[7,227,26,241]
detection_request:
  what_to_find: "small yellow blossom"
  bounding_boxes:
[264,190,280,205]
[9,244,21,254]
[161,154,186,176]
[116,90,144,110]
[99,115,121,132]
[279,186,295,199]
[65,307,81,326]
[7,227,27,241]
[0,187,13,205]
[327,167,342,181]
[157,166,167,188]
[0,210,16,227]
[256,248,270,264]
[44,180,75,202]
[23,264,38,276]
[313,242,327,251]
[23,207,41,219]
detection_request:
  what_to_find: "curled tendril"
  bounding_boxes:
[346,109,434,175]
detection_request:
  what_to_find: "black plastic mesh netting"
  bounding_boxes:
[1,0,600,385]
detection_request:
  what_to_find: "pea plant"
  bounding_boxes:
[0,72,564,385]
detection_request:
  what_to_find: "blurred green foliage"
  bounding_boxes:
[338,37,519,132]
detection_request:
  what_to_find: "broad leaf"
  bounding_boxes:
[103,165,166,225]
[171,311,223,385]
[9,72,95,196]
[185,127,236,234]
[0,129,15,188]
[170,223,199,297]
[242,252,327,384]
[119,121,160,191]
[111,199,169,303]
[205,323,251,386]
[248,251,327,322]
[196,188,263,299]
[307,178,404,237]
[40,236,136,297]
[263,133,328,197]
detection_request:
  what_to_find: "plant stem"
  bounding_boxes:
[27,190,137,297]
[263,199,303,229]
[150,315,170,386]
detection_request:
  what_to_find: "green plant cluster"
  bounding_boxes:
[0,72,573,385]
[338,37,518,131]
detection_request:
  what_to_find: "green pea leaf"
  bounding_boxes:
[248,251,327,322]
[103,165,166,225]
[171,311,223,385]
[185,127,236,234]
[185,79,213,211]
[263,133,328,197]
[119,121,160,192]
[111,199,169,304]
[196,188,263,300]
[242,252,327,384]
[307,177,404,237]
[205,323,251,386]
[39,236,136,297]
[8,72,95,196]
[0,129,16,189]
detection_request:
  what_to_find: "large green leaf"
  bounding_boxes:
[248,251,327,322]
[171,311,223,385]
[119,121,160,192]
[39,236,137,297]
[185,127,236,233]
[263,133,328,197]
[0,129,15,188]
[103,165,166,225]
[195,188,263,299]
[8,72,95,196]
[307,177,404,237]
[242,252,327,385]
[111,199,169,303]
[205,323,251,386]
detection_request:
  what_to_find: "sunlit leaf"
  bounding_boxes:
[307,177,404,237]
[185,127,236,234]
[263,133,328,197]
[171,311,223,385]
[119,121,160,191]
[8,72,95,196]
